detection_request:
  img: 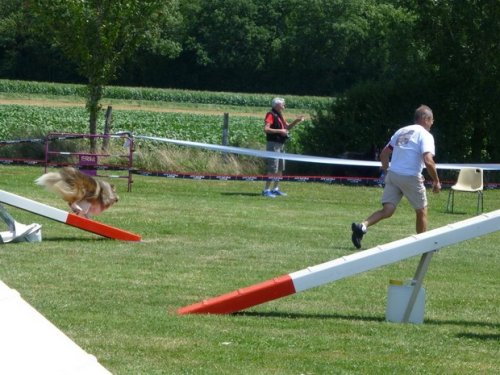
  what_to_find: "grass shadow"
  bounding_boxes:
[455,332,500,341]
[424,318,499,329]
[444,211,469,215]
[235,311,500,329]
[234,310,384,323]
[221,192,262,197]
[41,237,110,242]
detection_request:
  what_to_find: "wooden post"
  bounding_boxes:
[222,113,229,162]
[102,106,113,152]
[222,113,229,146]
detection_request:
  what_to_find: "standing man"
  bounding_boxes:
[351,105,441,249]
[262,97,304,197]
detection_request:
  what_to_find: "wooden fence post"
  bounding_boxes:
[222,113,229,162]
[102,106,113,152]
[222,113,229,146]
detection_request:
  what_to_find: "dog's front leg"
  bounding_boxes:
[69,202,84,216]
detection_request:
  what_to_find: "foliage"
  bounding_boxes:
[0,80,87,97]
[0,79,332,110]
[0,80,318,174]
[409,0,500,162]
[181,0,272,70]
[1,0,498,162]
[0,104,262,147]
[157,0,413,95]
[1,165,499,374]
[0,101,312,174]
[1,103,305,162]
[302,78,427,158]
[3,0,395,94]
[26,0,182,147]
[266,0,416,94]
[305,0,500,163]
[134,146,264,175]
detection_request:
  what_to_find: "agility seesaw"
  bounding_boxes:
[178,210,500,316]
[0,189,141,242]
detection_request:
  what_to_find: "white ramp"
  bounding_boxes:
[178,210,500,314]
[0,189,141,241]
[0,281,111,374]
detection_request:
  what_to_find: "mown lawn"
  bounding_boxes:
[0,165,498,374]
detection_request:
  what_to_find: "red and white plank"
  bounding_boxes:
[178,210,500,314]
[0,189,141,242]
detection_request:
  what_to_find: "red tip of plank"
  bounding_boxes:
[66,213,141,242]
[177,274,296,315]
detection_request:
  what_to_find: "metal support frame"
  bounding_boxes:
[402,251,435,323]
[44,132,134,192]
[446,189,484,215]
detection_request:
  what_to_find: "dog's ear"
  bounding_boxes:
[98,180,119,206]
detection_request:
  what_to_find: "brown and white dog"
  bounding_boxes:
[35,167,118,218]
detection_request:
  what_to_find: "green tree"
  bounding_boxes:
[0,0,60,80]
[304,0,499,164]
[172,0,415,94]
[300,1,419,158]
[0,0,23,74]
[411,0,500,162]
[174,0,277,92]
[28,0,182,151]
[271,0,416,94]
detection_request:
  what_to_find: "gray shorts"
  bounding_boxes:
[382,171,427,210]
[266,141,285,174]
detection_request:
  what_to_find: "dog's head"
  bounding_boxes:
[98,180,119,208]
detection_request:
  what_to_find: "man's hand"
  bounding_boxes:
[432,181,441,193]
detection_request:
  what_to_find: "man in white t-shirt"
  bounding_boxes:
[351,105,441,249]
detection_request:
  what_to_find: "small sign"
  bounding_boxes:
[78,154,98,176]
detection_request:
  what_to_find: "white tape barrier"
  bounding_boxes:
[135,135,500,171]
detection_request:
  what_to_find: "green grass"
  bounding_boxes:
[0,165,499,374]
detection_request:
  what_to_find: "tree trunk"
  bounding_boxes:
[86,83,103,153]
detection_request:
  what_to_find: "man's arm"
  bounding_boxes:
[380,145,392,172]
[423,152,441,193]
[286,115,305,130]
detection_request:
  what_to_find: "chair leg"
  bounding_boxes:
[477,191,484,214]
[446,190,454,213]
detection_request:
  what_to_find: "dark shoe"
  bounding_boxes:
[351,223,366,249]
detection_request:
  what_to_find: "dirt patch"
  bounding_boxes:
[0,98,265,118]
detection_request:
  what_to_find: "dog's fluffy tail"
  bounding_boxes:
[35,172,74,198]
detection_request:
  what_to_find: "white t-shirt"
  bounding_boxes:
[388,124,435,177]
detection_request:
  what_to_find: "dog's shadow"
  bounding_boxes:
[41,237,110,242]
